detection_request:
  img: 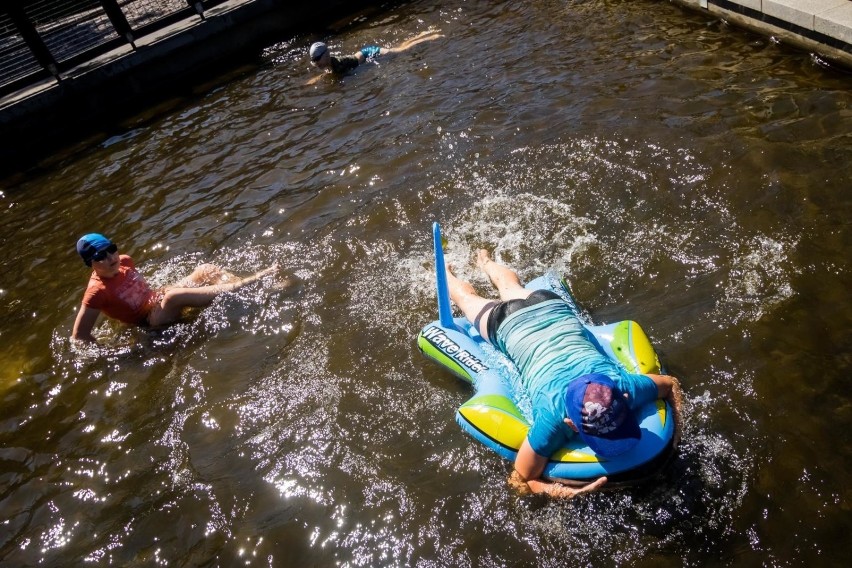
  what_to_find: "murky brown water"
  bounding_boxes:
[2,0,851,565]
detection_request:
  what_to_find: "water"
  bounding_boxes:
[2,0,851,565]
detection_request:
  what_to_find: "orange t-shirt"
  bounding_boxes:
[82,255,157,325]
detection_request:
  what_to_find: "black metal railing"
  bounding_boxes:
[0,0,224,98]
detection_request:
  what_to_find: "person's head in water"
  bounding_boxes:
[309,42,331,69]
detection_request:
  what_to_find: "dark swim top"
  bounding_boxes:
[330,55,360,74]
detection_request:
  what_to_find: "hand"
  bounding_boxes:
[647,373,684,448]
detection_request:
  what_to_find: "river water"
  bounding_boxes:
[2,0,851,565]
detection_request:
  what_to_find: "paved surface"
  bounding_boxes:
[674,0,852,67]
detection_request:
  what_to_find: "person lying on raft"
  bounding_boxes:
[307,30,444,83]
[71,233,280,344]
[446,250,683,499]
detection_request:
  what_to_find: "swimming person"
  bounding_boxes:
[307,30,444,82]
[445,250,683,499]
[71,233,279,343]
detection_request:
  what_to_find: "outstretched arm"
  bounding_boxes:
[305,73,326,86]
[509,438,608,498]
[646,374,684,445]
[72,304,101,343]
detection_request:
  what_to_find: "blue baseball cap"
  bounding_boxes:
[565,374,641,457]
[309,42,328,61]
[76,233,113,266]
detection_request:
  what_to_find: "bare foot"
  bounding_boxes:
[257,263,279,278]
[475,249,492,271]
[396,31,444,51]
[444,263,468,291]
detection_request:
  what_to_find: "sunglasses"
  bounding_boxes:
[90,243,118,262]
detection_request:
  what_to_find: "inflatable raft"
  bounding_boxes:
[417,223,675,483]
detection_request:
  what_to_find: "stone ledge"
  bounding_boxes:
[763,0,848,32]
[816,2,852,43]
[671,0,852,68]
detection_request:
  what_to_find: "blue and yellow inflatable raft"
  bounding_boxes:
[417,223,675,483]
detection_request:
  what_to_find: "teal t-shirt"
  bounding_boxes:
[495,299,657,457]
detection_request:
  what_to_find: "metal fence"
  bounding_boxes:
[0,0,226,97]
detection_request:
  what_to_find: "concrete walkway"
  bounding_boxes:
[673,0,852,68]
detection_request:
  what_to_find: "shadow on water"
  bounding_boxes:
[1,0,851,566]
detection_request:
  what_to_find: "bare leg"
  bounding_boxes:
[147,264,278,327]
[445,265,496,338]
[476,250,531,301]
[174,263,237,288]
[446,264,491,316]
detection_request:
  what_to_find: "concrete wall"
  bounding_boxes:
[0,0,380,178]
[671,0,852,69]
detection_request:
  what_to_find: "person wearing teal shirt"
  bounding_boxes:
[445,250,683,499]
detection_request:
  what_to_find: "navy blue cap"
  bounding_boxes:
[565,373,641,457]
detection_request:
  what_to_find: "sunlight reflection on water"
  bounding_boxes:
[1,0,851,565]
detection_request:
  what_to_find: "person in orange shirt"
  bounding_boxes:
[72,233,277,343]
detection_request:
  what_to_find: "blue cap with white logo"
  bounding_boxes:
[564,373,641,457]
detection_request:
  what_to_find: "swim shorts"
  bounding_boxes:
[360,45,381,59]
[484,290,561,342]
